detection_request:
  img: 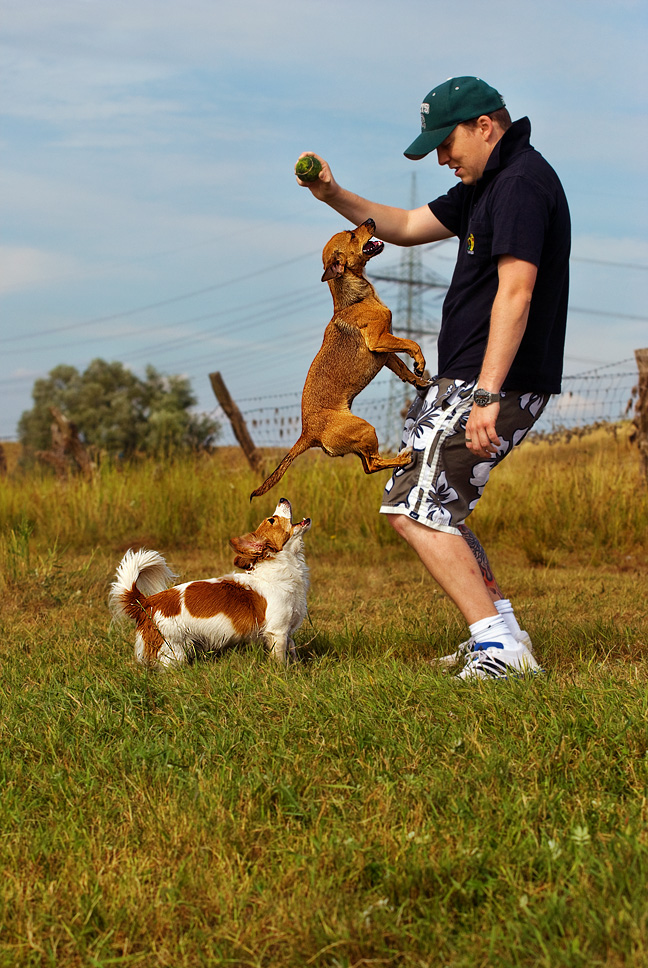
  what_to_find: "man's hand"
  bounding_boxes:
[295,152,338,203]
[465,401,501,458]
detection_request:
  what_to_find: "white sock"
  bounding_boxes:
[469,615,519,650]
[494,598,523,637]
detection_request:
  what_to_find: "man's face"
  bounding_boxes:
[436,122,494,185]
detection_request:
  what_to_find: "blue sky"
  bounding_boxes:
[1,0,647,441]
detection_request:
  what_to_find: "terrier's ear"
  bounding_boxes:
[229,533,266,567]
[321,259,345,282]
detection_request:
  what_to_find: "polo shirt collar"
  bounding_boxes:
[483,116,532,178]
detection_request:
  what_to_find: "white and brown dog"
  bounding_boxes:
[110,498,311,668]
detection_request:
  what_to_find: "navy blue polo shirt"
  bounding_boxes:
[429,117,571,393]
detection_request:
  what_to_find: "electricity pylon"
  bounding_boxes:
[369,173,448,343]
[368,173,449,447]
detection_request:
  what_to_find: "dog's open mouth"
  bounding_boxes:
[363,238,384,259]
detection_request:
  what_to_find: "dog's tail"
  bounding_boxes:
[109,549,177,622]
[250,435,312,500]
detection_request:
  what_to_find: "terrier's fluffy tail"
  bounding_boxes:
[109,549,176,621]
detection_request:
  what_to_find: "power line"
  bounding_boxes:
[1,284,321,357]
[568,307,648,321]
[571,257,648,270]
[0,248,321,345]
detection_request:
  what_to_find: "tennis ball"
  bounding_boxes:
[295,156,322,182]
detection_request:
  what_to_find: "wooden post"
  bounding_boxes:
[633,348,648,483]
[50,406,96,480]
[209,372,266,475]
[35,407,95,480]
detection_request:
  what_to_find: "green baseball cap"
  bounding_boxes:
[404,76,506,159]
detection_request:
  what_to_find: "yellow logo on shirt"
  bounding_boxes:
[467,233,475,255]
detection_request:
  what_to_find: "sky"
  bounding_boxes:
[1,0,647,443]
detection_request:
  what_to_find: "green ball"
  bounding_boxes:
[295,156,322,182]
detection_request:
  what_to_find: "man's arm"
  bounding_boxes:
[296,152,453,246]
[465,254,538,457]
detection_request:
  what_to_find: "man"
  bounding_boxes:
[297,76,570,679]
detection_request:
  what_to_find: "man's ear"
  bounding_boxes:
[476,114,495,141]
[321,260,345,282]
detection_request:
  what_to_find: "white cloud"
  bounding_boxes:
[0,246,81,294]
[0,0,646,439]
[572,235,648,265]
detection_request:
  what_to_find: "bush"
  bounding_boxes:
[18,359,220,459]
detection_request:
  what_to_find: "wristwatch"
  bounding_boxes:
[473,388,500,407]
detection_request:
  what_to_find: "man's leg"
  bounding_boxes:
[457,523,533,652]
[381,380,547,678]
[388,515,538,678]
[457,524,503,603]
[389,515,498,625]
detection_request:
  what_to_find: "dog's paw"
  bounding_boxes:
[414,361,426,377]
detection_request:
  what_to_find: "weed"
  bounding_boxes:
[0,430,646,966]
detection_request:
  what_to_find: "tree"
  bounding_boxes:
[18,359,220,458]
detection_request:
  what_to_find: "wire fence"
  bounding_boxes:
[216,358,639,449]
[0,358,639,453]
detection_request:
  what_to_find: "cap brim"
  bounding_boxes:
[403,123,457,160]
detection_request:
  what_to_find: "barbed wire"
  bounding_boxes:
[215,358,640,448]
[0,358,639,449]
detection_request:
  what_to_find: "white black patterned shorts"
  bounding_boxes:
[380,377,550,535]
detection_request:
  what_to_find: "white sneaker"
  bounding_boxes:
[456,641,543,681]
[433,630,534,668]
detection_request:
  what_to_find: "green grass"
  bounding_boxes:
[0,427,647,966]
[1,645,647,967]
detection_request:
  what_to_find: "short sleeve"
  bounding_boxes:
[490,175,551,266]
[429,183,467,238]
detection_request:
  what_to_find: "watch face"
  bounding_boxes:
[474,389,495,407]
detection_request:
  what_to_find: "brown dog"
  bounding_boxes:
[251,218,430,499]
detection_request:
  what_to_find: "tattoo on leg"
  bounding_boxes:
[458,524,503,598]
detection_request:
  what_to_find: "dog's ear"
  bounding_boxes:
[230,533,262,561]
[230,532,276,569]
[321,259,345,282]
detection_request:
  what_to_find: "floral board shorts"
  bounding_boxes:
[380,377,550,536]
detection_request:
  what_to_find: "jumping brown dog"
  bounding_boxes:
[250,218,430,500]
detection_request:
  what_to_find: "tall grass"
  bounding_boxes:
[0,450,395,558]
[0,427,647,966]
[1,425,647,562]
[473,425,648,561]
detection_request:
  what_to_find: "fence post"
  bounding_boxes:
[209,372,266,475]
[35,407,95,480]
[633,348,648,483]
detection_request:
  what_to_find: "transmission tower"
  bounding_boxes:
[368,173,449,446]
[369,173,448,343]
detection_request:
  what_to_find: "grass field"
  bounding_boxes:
[0,427,647,967]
